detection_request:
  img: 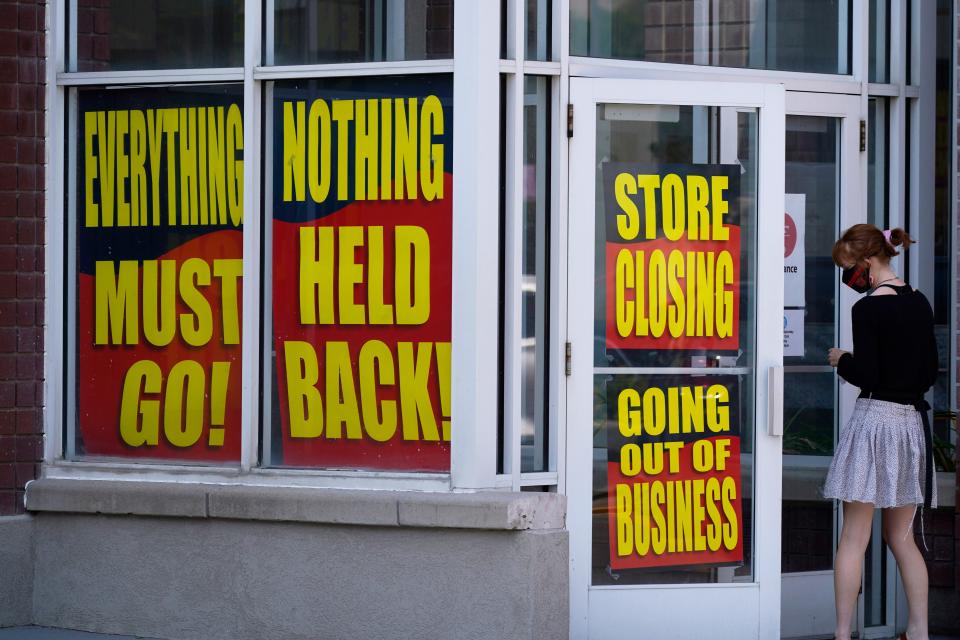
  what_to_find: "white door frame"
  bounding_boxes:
[566,77,785,640]
[779,90,864,640]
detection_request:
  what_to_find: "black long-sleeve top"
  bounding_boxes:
[837,285,939,398]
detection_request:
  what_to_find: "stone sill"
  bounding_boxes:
[24,478,566,531]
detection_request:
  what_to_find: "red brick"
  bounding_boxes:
[17,57,36,85]
[0,327,14,352]
[92,35,109,62]
[0,85,14,110]
[929,561,954,587]
[13,462,35,489]
[0,138,15,165]
[0,112,16,137]
[14,381,33,407]
[0,462,14,489]
[0,274,14,300]
[0,246,13,270]
[15,408,37,434]
[0,382,12,409]
[15,353,34,378]
[0,192,15,216]
[94,8,109,34]
[17,31,35,57]
[16,139,35,167]
[17,4,36,31]
[15,274,34,300]
[17,109,36,136]
[0,412,13,435]
[16,325,36,352]
[0,33,16,57]
[16,219,34,244]
[0,165,17,191]
[15,301,33,327]
[16,85,35,113]
[0,434,13,460]
[0,58,16,83]
[0,7,17,30]
[16,248,34,274]
[14,434,39,461]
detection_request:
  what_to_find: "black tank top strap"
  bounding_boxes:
[872,283,912,295]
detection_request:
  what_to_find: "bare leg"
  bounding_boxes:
[883,506,929,640]
[834,501,875,640]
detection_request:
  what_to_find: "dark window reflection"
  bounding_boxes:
[273,0,453,65]
[75,0,244,71]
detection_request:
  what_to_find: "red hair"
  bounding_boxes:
[831,224,914,267]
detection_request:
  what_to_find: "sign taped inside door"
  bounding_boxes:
[605,375,744,570]
[784,194,806,308]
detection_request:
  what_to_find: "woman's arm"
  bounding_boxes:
[836,302,880,390]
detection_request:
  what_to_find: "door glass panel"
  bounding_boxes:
[782,115,839,575]
[591,104,757,585]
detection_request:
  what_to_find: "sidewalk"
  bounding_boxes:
[1,628,959,640]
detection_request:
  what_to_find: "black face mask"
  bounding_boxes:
[842,264,871,293]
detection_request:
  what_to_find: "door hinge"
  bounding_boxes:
[859,119,866,152]
[564,341,572,376]
[567,103,574,138]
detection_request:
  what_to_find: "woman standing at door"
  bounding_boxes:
[824,224,938,640]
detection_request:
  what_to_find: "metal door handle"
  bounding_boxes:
[768,365,783,436]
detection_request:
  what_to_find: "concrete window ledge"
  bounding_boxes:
[25,478,566,530]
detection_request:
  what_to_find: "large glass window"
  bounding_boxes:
[781,115,840,575]
[265,74,453,471]
[270,0,454,65]
[68,84,245,463]
[570,0,851,75]
[73,0,244,71]
[932,0,954,466]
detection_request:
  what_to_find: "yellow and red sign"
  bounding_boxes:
[605,377,744,570]
[271,76,452,471]
[603,164,741,352]
[77,85,244,462]
[598,162,745,571]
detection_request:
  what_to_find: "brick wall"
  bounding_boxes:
[0,0,45,516]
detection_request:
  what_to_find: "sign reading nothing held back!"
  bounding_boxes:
[271,75,452,471]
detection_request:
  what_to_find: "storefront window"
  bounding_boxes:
[570,0,851,75]
[781,115,840,575]
[520,76,551,472]
[869,0,890,83]
[932,0,953,462]
[266,75,453,471]
[73,0,244,71]
[868,98,889,228]
[69,84,245,463]
[271,0,454,65]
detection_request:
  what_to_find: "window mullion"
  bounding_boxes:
[240,0,263,472]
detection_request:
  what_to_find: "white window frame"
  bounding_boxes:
[42,0,500,493]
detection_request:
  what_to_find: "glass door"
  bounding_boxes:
[779,92,862,639]
[567,78,785,639]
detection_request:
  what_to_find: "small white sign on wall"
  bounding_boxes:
[784,194,806,308]
[783,309,805,357]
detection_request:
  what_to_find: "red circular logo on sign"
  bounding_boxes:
[784,212,797,258]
